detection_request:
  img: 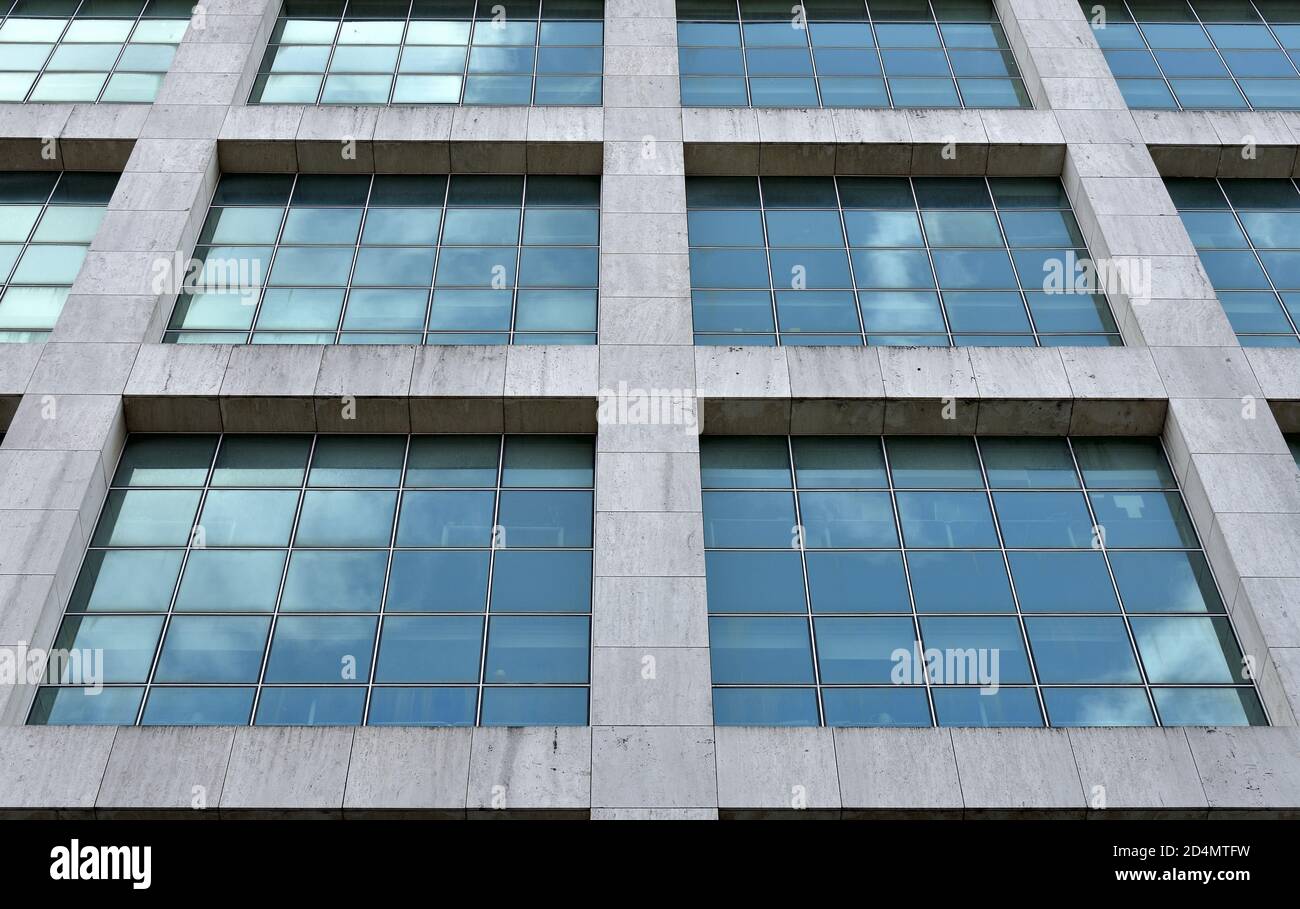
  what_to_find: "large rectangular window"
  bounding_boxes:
[1169,177,1300,346]
[0,0,190,103]
[31,433,594,727]
[702,435,1265,728]
[678,0,1031,109]
[0,171,118,343]
[166,173,599,345]
[1084,0,1300,110]
[250,0,603,105]
[687,175,1120,347]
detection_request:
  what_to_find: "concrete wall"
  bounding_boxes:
[0,0,1298,816]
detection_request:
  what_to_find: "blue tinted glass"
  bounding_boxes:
[142,688,256,725]
[396,490,496,547]
[709,616,815,683]
[713,687,820,725]
[114,435,217,486]
[490,550,591,612]
[53,615,163,683]
[1108,550,1223,612]
[993,491,1095,548]
[822,687,932,726]
[479,687,588,725]
[706,550,806,613]
[932,687,1042,726]
[376,615,483,682]
[1131,616,1241,683]
[309,435,406,487]
[1041,688,1154,726]
[980,438,1079,488]
[700,437,792,488]
[1152,687,1265,726]
[907,550,1014,612]
[254,687,366,725]
[367,687,478,726]
[806,551,911,613]
[280,550,388,612]
[792,437,887,487]
[896,491,999,547]
[263,615,376,683]
[850,249,935,287]
[1088,491,1198,548]
[815,616,915,683]
[1025,616,1141,683]
[73,550,184,612]
[295,490,397,547]
[800,491,898,548]
[212,435,310,487]
[887,437,983,487]
[30,687,144,725]
[483,615,589,683]
[1008,551,1119,612]
[496,490,591,547]
[502,435,593,487]
[703,490,796,547]
[386,550,490,611]
[154,616,270,683]
[919,616,1033,683]
[1074,438,1174,487]
[93,489,202,547]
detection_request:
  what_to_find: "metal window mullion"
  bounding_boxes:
[734,0,754,107]
[907,176,956,347]
[829,175,869,344]
[754,176,783,345]
[360,433,412,725]
[421,170,454,344]
[786,436,826,726]
[971,436,1051,726]
[879,435,939,726]
[473,434,507,726]
[529,0,542,105]
[799,3,825,108]
[509,176,526,344]
[332,174,377,342]
[131,432,226,725]
[316,1,350,105]
[1062,436,1162,726]
[248,433,320,726]
[864,0,894,109]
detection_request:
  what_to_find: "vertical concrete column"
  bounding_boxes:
[51,0,277,344]
[591,0,718,817]
[1158,350,1300,725]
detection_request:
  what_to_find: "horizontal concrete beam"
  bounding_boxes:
[0,724,1293,818]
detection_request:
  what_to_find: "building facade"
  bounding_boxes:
[0,0,1298,817]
